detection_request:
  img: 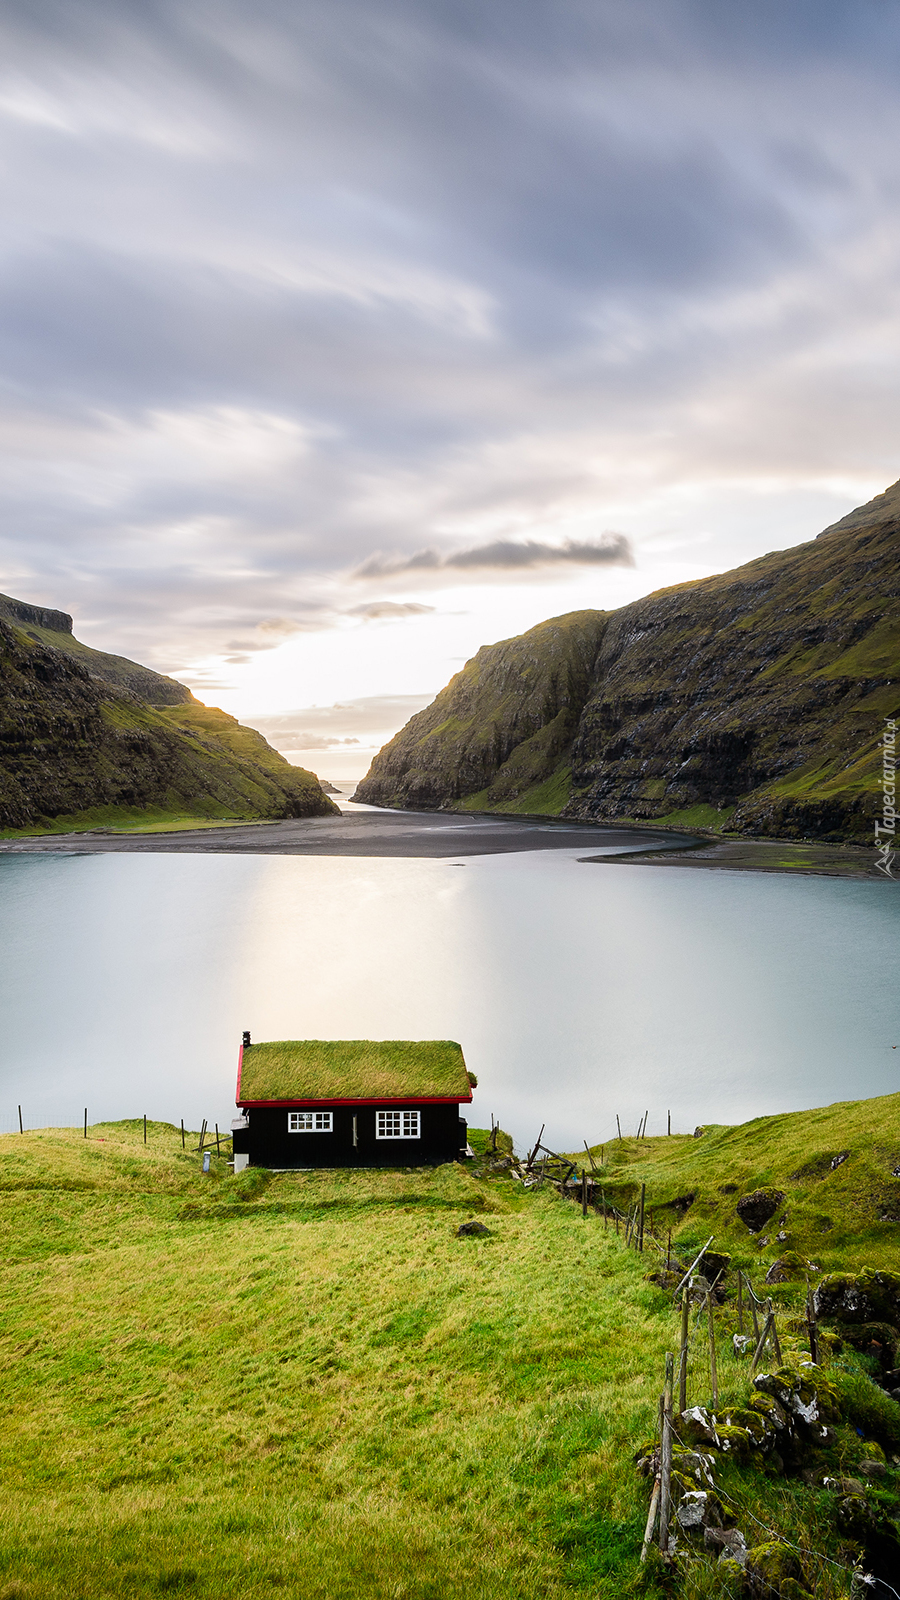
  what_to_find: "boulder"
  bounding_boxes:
[675,1489,722,1533]
[456,1220,491,1237]
[765,1251,810,1284]
[736,1188,785,1233]
[813,1268,900,1329]
[704,1527,748,1565]
[744,1540,810,1598]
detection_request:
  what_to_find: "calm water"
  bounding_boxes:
[0,848,897,1151]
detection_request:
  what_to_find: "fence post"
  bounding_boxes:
[638,1183,646,1252]
[18,1105,23,1134]
[658,1353,674,1555]
[769,1298,783,1366]
[197,1118,207,1153]
[84,1108,87,1139]
[181,1119,185,1150]
[143,1115,147,1145]
[737,1270,743,1334]
[616,1114,622,1141]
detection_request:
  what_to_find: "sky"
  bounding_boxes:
[2,1,900,782]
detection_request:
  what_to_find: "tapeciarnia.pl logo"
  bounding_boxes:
[875,716,896,878]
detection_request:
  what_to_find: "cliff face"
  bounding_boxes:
[0,601,338,830]
[355,483,900,842]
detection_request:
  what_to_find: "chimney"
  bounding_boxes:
[242,1030,251,1048]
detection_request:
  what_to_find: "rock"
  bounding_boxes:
[698,1249,731,1284]
[704,1527,748,1565]
[675,1490,716,1531]
[813,1268,900,1329]
[456,1220,491,1237]
[679,1406,720,1448]
[830,1150,850,1170]
[693,1126,705,1138]
[765,1251,811,1284]
[859,1459,887,1479]
[736,1188,786,1234]
[744,1540,810,1598]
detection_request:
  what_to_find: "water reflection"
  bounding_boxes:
[0,850,896,1150]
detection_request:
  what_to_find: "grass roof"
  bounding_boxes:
[238,1039,472,1103]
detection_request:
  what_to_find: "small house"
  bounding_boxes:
[231,1036,474,1169]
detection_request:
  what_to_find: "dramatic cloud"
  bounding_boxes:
[356,534,633,580]
[0,0,898,708]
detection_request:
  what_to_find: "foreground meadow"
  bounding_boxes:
[0,1112,898,1598]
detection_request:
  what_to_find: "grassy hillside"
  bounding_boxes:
[356,481,900,843]
[0,597,338,831]
[1,1105,899,1598]
[582,1090,900,1278]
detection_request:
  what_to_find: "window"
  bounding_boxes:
[376,1109,420,1140]
[288,1111,333,1133]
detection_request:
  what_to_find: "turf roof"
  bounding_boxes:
[238,1040,472,1103]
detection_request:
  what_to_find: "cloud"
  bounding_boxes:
[0,0,898,689]
[347,600,436,618]
[356,534,634,579]
[248,695,436,757]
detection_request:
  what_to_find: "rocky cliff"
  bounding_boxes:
[355,482,900,841]
[0,596,338,831]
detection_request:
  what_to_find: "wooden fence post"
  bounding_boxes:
[751,1308,773,1373]
[84,1108,87,1139]
[18,1105,23,1134]
[769,1298,783,1366]
[181,1119,185,1150]
[197,1118,207,1153]
[143,1114,147,1145]
[215,1124,221,1155]
[638,1183,646,1252]
[658,1353,674,1555]
[667,1108,671,1135]
[616,1115,622,1141]
[737,1270,743,1334]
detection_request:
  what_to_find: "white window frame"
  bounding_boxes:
[287,1111,333,1133]
[376,1109,421,1140]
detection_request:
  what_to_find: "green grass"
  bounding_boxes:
[1,1109,897,1597]
[0,805,277,838]
[582,1090,900,1275]
[239,1039,473,1102]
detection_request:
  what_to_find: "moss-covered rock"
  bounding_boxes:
[814,1268,900,1328]
[744,1540,810,1598]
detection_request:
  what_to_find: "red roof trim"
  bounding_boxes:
[237,1093,472,1109]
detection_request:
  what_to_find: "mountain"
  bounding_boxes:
[0,595,338,831]
[355,481,900,842]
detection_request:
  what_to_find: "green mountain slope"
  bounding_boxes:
[356,481,900,841]
[0,595,338,831]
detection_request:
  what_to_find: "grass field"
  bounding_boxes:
[0,1112,898,1598]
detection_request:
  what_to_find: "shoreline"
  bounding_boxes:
[580,834,880,879]
[0,806,886,879]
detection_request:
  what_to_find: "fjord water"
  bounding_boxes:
[0,848,896,1151]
